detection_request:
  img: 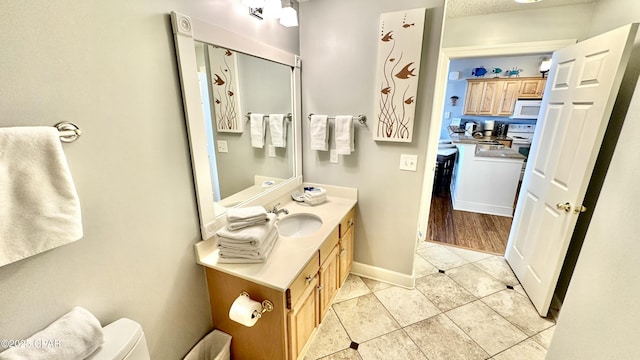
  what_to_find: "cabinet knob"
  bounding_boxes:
[348,219,354,227]
[339,248,347,257]
[305,275,313,284]
[317,285,323,291]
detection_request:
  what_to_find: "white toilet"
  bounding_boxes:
[85,318,150,360]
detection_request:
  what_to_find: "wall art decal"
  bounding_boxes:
[208,45,243,133]
[373,8,426,142]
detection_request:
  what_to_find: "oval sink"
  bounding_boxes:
[277,213,323,238]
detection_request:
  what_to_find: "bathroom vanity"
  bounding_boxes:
[195,193,356,360]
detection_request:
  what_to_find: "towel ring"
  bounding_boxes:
[55,122,82,143]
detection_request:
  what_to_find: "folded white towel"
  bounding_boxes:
[226,206,267,223]
[0,127,83,268]
[0,307,103,360]
[226,217,268,231]
[310,115,329,151]
[304,195,327,206]
[218,228,279,263]
[269,114,287,148]
[335,115,354,155]
[250,113,266,148]
[217,213,277,247]
[219,227,278,257]
[304,187,327,198]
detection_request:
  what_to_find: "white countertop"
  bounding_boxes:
[195,195,357,292]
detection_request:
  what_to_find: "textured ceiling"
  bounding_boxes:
[446,0,597,18]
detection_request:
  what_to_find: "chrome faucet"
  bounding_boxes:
[268,203,289,216]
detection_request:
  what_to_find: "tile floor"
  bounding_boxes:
[303,241,556,360]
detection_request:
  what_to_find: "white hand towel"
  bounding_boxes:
[269,114,287,148]
[335,115,354,155]
[0,307,103,360]
[218,227,279,263]
[226,206,267,222]
[304,187,327,199]
[0,127,83,268]
[219,227,278,257]
[250,113,266,148]
[217,213,277,246]
[310,115,329,151]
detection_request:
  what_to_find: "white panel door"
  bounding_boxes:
[505,24,638,316]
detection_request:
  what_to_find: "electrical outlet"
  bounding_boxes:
[217,140,228,153]
[399,154,418,171]
[330,150,338,164]
[268,145,276,158]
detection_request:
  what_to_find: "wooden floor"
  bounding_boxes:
[427,190,513,255]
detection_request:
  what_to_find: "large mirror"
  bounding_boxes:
[171,12,302,239]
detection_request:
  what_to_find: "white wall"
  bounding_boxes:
[546,0,640,357]
[443,4,595,47]
[0,1,298,359]
[299,0,445,277]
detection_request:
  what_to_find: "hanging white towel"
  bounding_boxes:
[335,115,354,155]
[0,306,103,360]
[250,113,266,148]
[310,114,329,151]
[269,114,287,148]
[0,127,83,268]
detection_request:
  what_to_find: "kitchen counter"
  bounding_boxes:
[475,147,526,159]
[195,189,357,292]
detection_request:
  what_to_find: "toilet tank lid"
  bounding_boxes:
[85,318,144,360]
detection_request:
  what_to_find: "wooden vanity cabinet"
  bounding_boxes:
[204,206,357,360]
[339,207,355,285]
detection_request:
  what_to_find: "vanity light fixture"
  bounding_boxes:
[244,0,298,27]
[539,58,552,78]
[279,0,299,27]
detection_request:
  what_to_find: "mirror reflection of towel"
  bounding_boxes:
[250,113,265,148]
[269,114,287,148]
[0,127,83,267]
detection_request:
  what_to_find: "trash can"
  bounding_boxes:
[183,330,231,360]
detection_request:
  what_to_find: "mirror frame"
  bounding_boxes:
[171,11,303,239]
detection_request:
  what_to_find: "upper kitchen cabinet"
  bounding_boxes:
[518,78,547,99]
[463,77,547,116]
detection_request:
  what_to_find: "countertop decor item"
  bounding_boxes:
[372,8,426,142]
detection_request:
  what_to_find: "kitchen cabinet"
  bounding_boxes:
[518,78,546,99]
[203,206,356,360]
[463,78,547,116]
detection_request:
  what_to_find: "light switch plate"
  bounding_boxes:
[268,145,276,158]
[444,111,451,119]
[330,150,338,164]
[217,140,228,153]
[400,154,418,171]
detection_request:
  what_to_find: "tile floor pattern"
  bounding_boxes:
[304,242,556,360]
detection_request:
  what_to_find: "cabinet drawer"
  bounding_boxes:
[287,253,320,309]
[339,207,355,238]
[319,227,339,265]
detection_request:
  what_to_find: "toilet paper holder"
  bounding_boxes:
[240,291,274,319]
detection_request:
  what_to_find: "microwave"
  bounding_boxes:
[511,100,542,119]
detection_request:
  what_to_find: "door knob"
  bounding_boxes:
[556,202,572,212]
[574,205,587,214]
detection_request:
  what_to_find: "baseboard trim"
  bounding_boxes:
[451,197,513,217]
[351,261,415,289]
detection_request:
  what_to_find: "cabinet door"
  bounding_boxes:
[496,80,521,116]
[463,80,484,115]
[339,226,354,285]
[288,275,318,360]
[519,79,546,98]
[477,80,502,115]
[319,245,340,319]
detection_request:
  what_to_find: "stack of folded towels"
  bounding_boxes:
[216,206,279,264]
[304,187,327,206]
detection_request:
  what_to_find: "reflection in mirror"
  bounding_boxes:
[194,42,294,210]
[171,11,302,240]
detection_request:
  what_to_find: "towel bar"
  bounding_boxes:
[307,113,367,125]
[55,122,82,143]
[245,112,292,122]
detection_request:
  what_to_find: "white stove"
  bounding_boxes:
[506,123,536,179]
